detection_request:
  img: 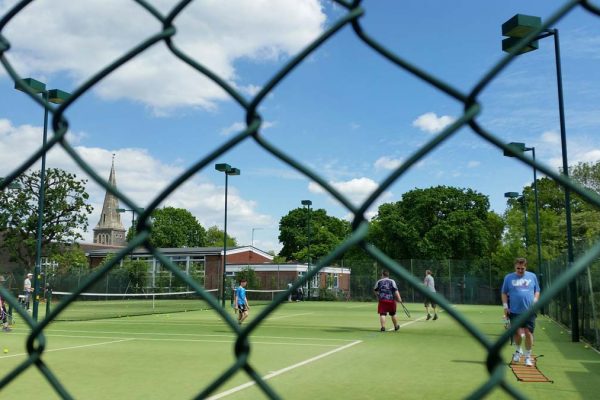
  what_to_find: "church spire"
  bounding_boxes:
[93,154,126,245]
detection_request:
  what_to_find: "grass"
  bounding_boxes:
[1,302,599,399]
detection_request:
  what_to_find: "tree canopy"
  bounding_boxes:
[205,225,238,247]
[369,186,502,260]
[502,160,600,271]
[0,168,93,268]
[145,207,207,248]
[278,207,350,262]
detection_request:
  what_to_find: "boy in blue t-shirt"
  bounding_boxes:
[234,279,250,325]
[501,258,540,367]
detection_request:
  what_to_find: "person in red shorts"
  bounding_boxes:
[374,270,402,332]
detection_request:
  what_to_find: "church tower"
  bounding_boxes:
[93,155,126,245]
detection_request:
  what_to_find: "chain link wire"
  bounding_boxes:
[2,0,600,398]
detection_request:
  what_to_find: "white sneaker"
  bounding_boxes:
[512,351,522,363]
[525,357,534,367]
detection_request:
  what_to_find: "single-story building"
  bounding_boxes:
[83,245,351,296]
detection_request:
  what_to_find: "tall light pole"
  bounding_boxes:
[504,143,543,277]
[502,13,577,341]
[15,78,70,321]
[301,200,312,300]
[215,163,240,307]
[504,192,528,250]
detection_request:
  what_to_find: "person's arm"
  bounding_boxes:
[395,290,402,303]
[533,275,541,303]
[233,290,239,310]
[501,292,509,316]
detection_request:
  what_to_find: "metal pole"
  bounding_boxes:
[552,29,578,341]
[531,148,544,314]
[221,173,229,308]
[307,205,312,300]
[522,195,529,251]
[130,210,135,259]
[32,91,49,321]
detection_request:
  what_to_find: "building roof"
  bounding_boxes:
[85,245,274,260]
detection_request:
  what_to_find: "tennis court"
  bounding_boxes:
[2,301,599,399]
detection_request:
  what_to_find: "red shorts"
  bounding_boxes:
[378,300,397,316]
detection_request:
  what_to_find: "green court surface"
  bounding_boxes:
[1,302,599,399]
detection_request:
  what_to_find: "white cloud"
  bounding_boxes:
[308,176,392,207]
[374,156,402,171]
[220,120,275,136]
[412,112,455,134]
[578,149,600,163]
[220,122,246,136]
[467,161,480,168]
[541,130,560,145]
[0,0,326,112]
[0,118,273,245]
[309,176,392,224]
[239,84,262,97]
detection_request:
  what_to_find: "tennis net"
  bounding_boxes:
[47,289,218,321]
[245,289,287,304]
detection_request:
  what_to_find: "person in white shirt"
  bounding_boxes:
[424,270,438,320]
[23,273,33,311]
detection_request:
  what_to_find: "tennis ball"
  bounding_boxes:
[585,345,590,349]
[3,348,7,354]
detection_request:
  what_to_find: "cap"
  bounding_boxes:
[27,273,33,277]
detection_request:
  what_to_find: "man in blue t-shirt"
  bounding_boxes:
[501,258,540,367]
[234,279,250,325]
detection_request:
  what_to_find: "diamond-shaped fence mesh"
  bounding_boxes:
[2,0,600,398]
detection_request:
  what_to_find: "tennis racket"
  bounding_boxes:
[400,302,411,318]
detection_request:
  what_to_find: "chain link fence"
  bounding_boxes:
[546,248,600,350]
[2,1,600,398]
[350,259,502,306]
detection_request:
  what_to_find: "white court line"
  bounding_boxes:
[347,303,373,309]
[37,329,358,343]
[386,315,427,331]
[267,312,314,320]
[207,340,362,399]
[4,330,356,348]
[385,310,446,331]
[0,338,134,359]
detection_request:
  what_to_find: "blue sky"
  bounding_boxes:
[1,1,600,254]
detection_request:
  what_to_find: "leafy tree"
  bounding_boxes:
[570,161,600,194]
[204,225,237,247]
[0,168,93,268]
[278,207,350,262]
[271,254,287,264]
[369,186,498,260]
[48,245,88,274]
[235,266,259,289]
[143,207,207,248]
[502,169,600,271]
[123,258,150,292]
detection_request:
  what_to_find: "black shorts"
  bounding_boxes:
[424,298,436,307]
[509,312,537,334]
[237,304,248,314]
